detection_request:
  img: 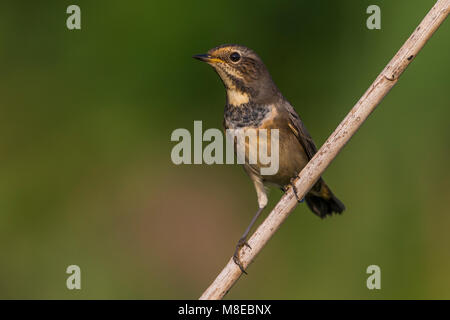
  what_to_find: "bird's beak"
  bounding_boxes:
[192,54,223,64]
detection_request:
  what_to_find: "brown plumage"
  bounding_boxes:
[194,44,345,273]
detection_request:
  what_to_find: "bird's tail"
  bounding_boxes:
[305,180,345,218]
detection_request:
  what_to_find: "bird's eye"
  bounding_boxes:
[229,52,241,62]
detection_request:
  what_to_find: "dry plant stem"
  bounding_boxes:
[200,0,449,300]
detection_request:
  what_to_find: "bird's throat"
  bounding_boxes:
[226,89,249,106]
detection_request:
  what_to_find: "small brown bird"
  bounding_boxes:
[194,44,345,273]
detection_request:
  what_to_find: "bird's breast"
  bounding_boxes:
[224,103,273,129]
[223,103,308,187]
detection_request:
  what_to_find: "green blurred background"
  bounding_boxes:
[0,0,449,299]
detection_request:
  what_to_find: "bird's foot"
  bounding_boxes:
[289,178,304,203]
[233,237,251,274]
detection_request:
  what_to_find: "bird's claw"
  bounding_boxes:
[233,238,251,274]
[289,178,304,203]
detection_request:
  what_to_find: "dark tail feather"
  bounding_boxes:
[305,183,345,218]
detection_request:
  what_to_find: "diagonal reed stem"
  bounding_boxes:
[200,0,449,300]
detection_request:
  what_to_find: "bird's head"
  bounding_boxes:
[193,44,279,106]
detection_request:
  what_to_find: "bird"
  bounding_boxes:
[193,44,345,273]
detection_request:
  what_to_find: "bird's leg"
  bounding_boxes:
[289,178,304,203]
[233,206,265,274]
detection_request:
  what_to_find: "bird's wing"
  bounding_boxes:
[284,102,318,160]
